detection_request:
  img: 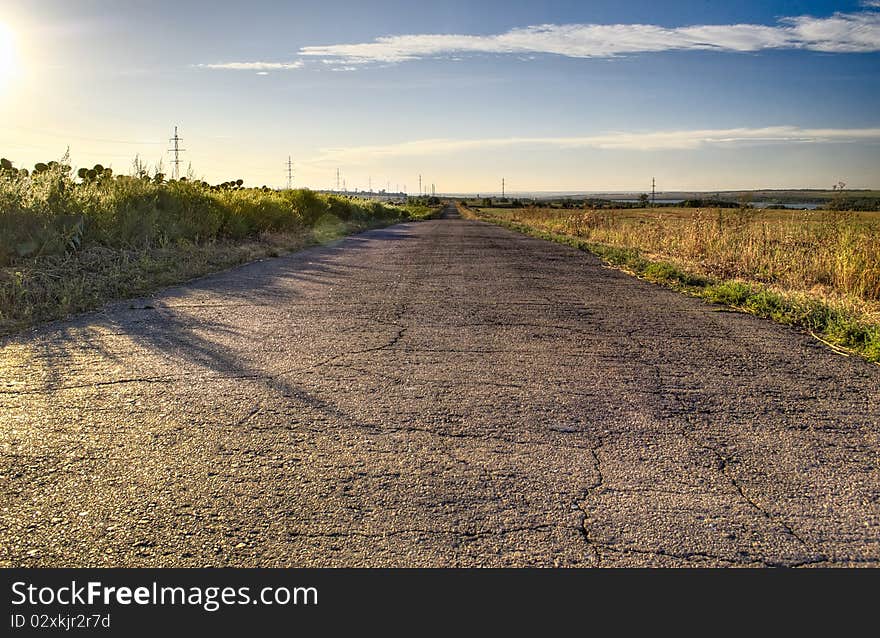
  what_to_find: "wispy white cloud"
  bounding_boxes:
[299,10,880,65]
[194,60,304,70]
[308,127,880,163]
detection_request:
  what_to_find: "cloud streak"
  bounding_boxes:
[195,61,304,70]
[299,10,880,64]
[309,127,880,163]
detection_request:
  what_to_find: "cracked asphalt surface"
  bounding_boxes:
[2,205,879,567]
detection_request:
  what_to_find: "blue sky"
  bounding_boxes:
[1,0,878,192]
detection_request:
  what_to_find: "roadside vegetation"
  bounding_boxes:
[0,154,438,335]
[460,201,880,363]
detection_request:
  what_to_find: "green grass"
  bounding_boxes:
[464,205,880,364]
[400,203,443,220]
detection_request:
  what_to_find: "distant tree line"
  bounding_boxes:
[825,197,880,211]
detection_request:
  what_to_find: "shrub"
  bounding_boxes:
[0,155,415,266]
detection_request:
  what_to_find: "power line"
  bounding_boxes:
[286,156,294,190]
[167,126,185,180]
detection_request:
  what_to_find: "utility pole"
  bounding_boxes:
[502,177,505,198]
[168,126,185,180]
[286,156,293,190]
[369,176,372,193]
[419,174,422,196]
[336,168,340,192]
[432,183,435,197]
[651,177,656,208]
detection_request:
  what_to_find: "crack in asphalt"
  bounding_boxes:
[592,543,827,567]
[0,375,183,394]
[699,443,815,551]
[573,434,606,566]
[647,364,824,561]
[235,404,262,428]
[319,363,612,399]
[293,411,600,452]
[597,544,759,566]
[276,325,408,377]
[286,523,555,541]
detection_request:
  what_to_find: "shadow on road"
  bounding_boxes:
[1,222,418,433]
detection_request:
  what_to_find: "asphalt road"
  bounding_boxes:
[1,205,878,567]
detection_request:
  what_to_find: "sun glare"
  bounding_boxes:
[0,22,18,91]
